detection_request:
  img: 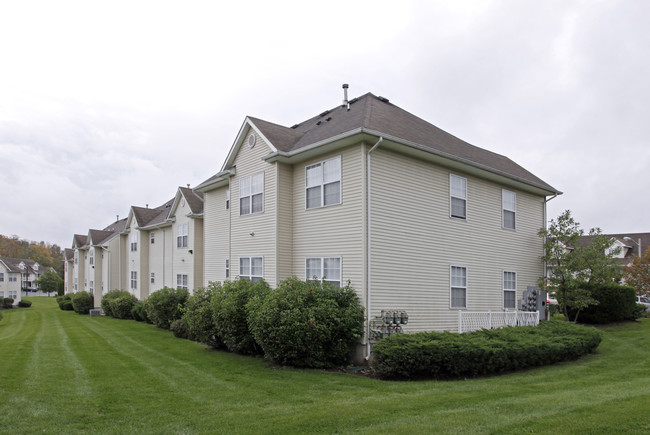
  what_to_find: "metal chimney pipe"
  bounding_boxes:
[342,83,349,106]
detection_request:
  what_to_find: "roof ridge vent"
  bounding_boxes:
[291,124,299,129]
[377,96,389,103]
[319,110,330,117]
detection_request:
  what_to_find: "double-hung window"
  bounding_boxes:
[151,232,156,244]
[177,223,188,248]
[89,281,94,292]
[130,271,137,290]
[450,266,467,308]
[450,174,467,219]
[9,291,16,300]
[306,257,341,288]
[150,273,155,284]
[503,271,517,309]
[176,274,188,290]
[502,190,516,230]
[240,172,264,215]
[89,251,94,265]
[239,257,263,283]
[225,259,230,279]
[74,251,78,264]
[130,232,138,252]
[9,274,16,282]
[225,189,230,210]
[74,277,78,291]
[306,156,341,209]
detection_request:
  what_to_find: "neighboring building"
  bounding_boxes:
[0,257,23,304]
[196,91,561,359]
[577,232,650,267]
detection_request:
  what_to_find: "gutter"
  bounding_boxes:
[365,136,383,360]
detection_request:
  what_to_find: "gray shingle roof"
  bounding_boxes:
[88,229,115,245]
[179,187,204,215]
[249,93,558,193]
[73,234,88,249]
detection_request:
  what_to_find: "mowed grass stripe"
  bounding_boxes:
[2,297,650,434]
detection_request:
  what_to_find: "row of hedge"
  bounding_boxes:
[567,283,645,324]
[371,320,603,379]
[100,277,365,368]
[56,292,94,314]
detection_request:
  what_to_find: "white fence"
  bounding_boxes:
[458,311,539,333]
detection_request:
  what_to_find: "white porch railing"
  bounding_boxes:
[458,311,539,333]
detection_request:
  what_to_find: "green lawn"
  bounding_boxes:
[1,298,649,434]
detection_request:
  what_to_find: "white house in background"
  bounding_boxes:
[0,257,23,304]
[196,90,561,360]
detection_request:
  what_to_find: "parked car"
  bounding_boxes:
[637,296,650,311]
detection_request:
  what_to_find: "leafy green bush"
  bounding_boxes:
[101,290,133,317]
[247,277,365,368]
[572,283,638,324]
[72,291,94,315]
[210,279,270,354]
[109,294,138,319]
[170,318,189,339]
[145,287,189,330]
[131,300,150,322]
[181,287,221,348]
[18,299,32,308]
[2,298,14,309]
[56,294,74,311]
[371,321,602,380]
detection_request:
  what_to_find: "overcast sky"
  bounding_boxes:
[1,0,648,249]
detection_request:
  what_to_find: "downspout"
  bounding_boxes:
[542,193,559,318]
[365,136,383,360]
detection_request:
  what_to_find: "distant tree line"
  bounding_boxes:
[0,234,64,278]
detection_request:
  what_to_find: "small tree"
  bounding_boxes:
[36,270,63,296]
[539,210,621,322]
[625,247,650,296]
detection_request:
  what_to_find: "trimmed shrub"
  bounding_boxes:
[101,290,133,317]
[2,298,14,309]
[182,287,221,348]
[131,300,150,322]
[109,294,138,319]
[247,277,365,368]
[371,321,602,380]
[145,287,189,330]
[72,291,94,315]
[18,299,32,308]
[572,283,638,324]
[170,318,189,339]
[57,294,74,311]
[210,279,270,354]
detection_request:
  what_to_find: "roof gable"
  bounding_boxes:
[169,187,204,217]
[220,117,280,172]
[233,92,559,195]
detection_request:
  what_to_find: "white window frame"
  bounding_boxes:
[130,232,138,252]
[450,265,467,309]
[305,257,342,288]
[130,271,137,290]
[74,251,78,264]
[150,272,155,284]
[239,256,263,283]
[503,271,517,309]
[239,172,264,216]
[450,174,467,219]
[89,280,94,292]
[502,189,516,230]
[225,259,230,279]
[225,189,230,210]
[305,156,342,209]
[89,250,94,265]
[177,223,188,248]
[176,274,188,290]
[9,290,17,300]
[9,274,17,282]
[150,232,156,244]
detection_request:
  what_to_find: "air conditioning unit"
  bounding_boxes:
[89,309,101,317]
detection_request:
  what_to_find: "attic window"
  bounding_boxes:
[248,133,256,148]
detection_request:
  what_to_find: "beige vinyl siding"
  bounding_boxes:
[203,187,230,285]
[292,145,365,294]
[107,235,126,292]
[230,129,278,286]
[193,218,204,292]
[148,228,165,294]
[172,200,195,293]
[369,148,545,332]
[276,162,293,282]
